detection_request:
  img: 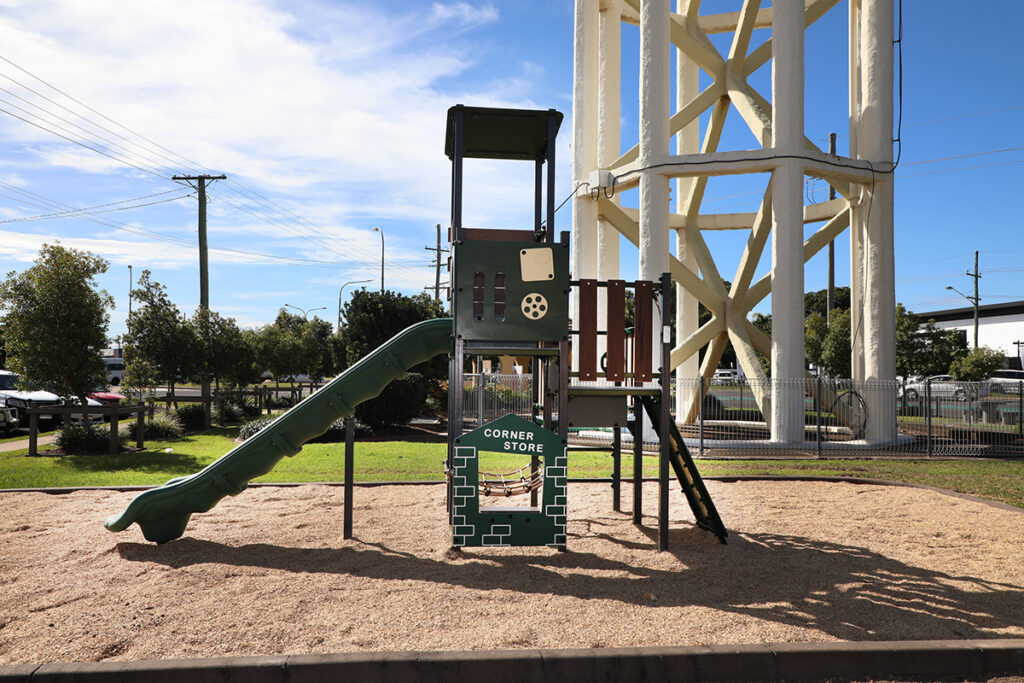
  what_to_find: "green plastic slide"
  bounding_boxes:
[105,318,452,543]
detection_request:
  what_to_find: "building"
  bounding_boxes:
[917,301,1024,367]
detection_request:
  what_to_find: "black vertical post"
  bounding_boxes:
[815,375,823,458]
[632,396,643,525]
[545,110,557,243]
[343,416,354,539]
[452,107,465,242]
[698,376,705,458]
[109,410,119,455]
[136,407,145,449]
[534,159,543,236]
[612,426,621,512]
[28,412,38,457]
[658,275,671,551]
[925,378,933,458]
[1019,381,1023,437]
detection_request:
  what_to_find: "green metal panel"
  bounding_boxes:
[445,106,563,161]
[450,413,566,548]
[453,240,569,343]
[104,318,453,544]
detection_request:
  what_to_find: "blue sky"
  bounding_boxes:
[0,0,1020,339]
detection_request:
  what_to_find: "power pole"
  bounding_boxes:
[172,173,226,427]
[1014,340,1024,369]
[967,249,981,349]
[424,223,449,301]
[826,132,836,325]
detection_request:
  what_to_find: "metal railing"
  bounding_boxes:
[463,373,534,426]
[572,377,1024,458]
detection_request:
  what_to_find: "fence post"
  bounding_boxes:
[136,407,145,449]
[816,375,822,458]
[698,377,705,458]
[925,378,933,458]
[1019,381,1023,438]
[28,412,38,457]
[109,409,120,455]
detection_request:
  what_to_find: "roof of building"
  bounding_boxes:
[916,300,1024,323]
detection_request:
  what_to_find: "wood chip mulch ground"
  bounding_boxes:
[1,479,1022,665]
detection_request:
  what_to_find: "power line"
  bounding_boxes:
[0,189,193,223]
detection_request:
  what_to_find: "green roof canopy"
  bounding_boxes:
[445,105,563,161]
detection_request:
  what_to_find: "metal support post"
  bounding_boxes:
[816,375,823,459]
[698,377,705,458]
[344,416,354,539]
[632,396,643,525]
[1019,381,1023,437]
[612,426,621,512]
[925,378,933,458]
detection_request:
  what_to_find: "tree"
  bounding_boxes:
[192,308,254,390]
[124,271,198,394]
[341,290,446,428]
[0,243,113,408]
[804,312,829,370]
[819,308,851,378]
[804,286,851,319]
[949,346,1004,381]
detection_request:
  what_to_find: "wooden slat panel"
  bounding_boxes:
[578,279,598,381]
[633,280,653,384]
[606,280,626,382]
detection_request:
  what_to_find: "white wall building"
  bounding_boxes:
[917,301,1024,366]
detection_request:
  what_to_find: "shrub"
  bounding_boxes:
[219,402,246,424]
[175,403,208,432]
[239,416,275,440]
[267,394,294,409]
[125,412,183,441]
[56,423,126,455]
[355,372,428,430]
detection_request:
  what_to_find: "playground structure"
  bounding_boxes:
[105,104,727,552]
[570,0,896,444]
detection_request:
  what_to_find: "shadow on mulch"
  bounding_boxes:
[116,523,1024,643]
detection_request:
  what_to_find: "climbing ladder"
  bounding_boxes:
[636,395,728,544]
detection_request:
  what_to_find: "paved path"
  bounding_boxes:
[0,434,56,452]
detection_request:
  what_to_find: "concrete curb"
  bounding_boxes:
[2,639,1023,682]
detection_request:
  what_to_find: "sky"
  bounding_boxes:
[0,0,1021,341]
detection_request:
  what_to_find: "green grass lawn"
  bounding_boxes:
[1,427,1022,509]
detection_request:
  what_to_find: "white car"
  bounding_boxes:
[902,374,990,402]
[0,370,63,427]
[0,370,102,427]
[711,369,740,385]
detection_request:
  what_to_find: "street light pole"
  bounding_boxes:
[945,284,980,349]
[372,227,385,293]
[338,279,372,329]
[284,304,327,320]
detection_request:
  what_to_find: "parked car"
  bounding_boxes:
[902,374,990,402]
[89,388,127,406]
[711,369,739,385]
[0,370,64,428]
[103,357,124,386]
[986,369,1024,394]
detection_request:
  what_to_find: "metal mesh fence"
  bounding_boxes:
[572,377,1024,458]
[462,373,1024,457]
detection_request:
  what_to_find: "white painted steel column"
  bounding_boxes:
[860,0,896,442]
[597,1,621,364]
[638,0,671,377]
[572,0,599,353]
[849,0,866,382]
[770,0,805,442]
[675,0,700,415]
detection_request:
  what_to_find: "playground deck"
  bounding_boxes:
[1,480,1023,666]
